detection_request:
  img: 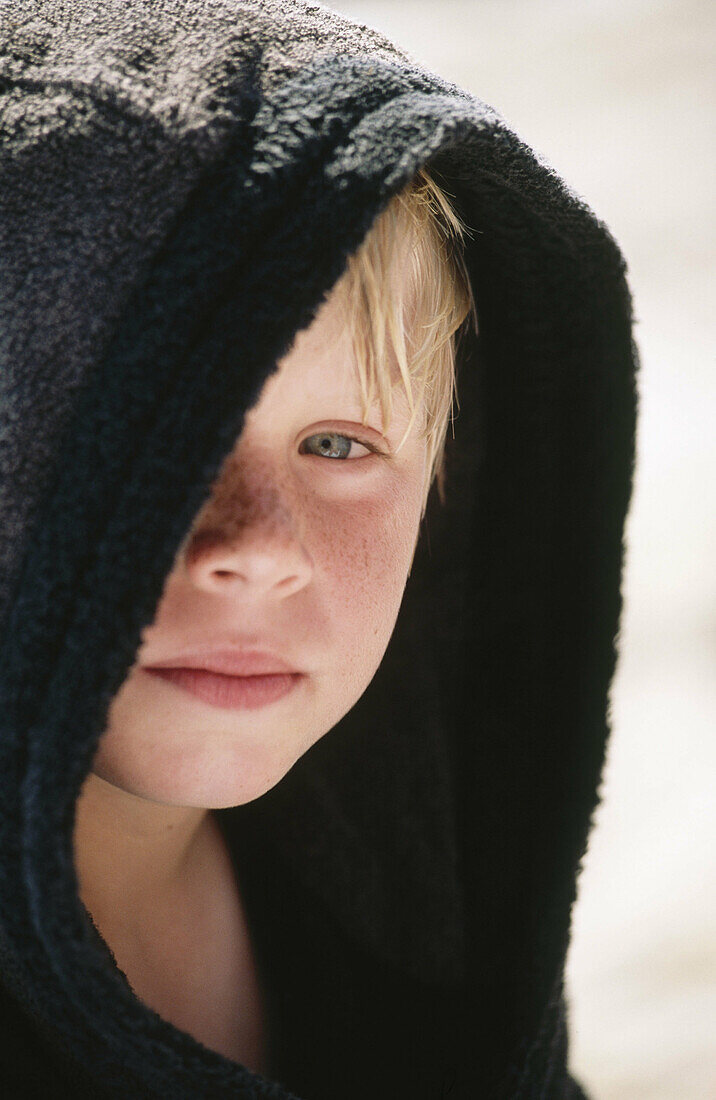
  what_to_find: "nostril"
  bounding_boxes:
[276,574,301,591]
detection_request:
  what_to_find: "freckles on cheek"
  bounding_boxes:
[321,501,413,611]
[317,511,375,595]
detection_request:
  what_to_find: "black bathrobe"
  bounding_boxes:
[0,1,639,1096]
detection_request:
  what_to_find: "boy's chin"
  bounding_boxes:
[88,738,315,811]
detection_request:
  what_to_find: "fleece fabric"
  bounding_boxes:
[0,1,639,1097]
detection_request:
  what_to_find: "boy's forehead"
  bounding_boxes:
[258,245,420,427]
[279,283,409,390]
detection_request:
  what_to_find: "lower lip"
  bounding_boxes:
[143,667,303,710]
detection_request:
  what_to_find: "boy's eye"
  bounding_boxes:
[299,432,373,461]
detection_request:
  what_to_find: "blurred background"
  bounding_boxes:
[329,2,715,1096]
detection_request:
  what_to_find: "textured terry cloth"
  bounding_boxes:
[0,0,638,1097]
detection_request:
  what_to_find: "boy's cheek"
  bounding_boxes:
[316,505,422,652]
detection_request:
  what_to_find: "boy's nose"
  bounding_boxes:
[183,526,313,599]
[179,464,313,600]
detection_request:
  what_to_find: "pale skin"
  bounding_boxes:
[73,266,428,1072]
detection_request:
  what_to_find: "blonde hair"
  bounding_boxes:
[336,165,478,516]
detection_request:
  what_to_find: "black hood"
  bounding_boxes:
[0,1,638,1096]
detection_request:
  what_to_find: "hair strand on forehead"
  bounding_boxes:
[336,165,478,516]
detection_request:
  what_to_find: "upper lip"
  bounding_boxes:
[143,647,299,677]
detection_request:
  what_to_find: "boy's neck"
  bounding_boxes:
[73,771,210,945]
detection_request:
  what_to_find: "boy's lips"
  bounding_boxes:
[141,648,304,710]
[142,647,300,677]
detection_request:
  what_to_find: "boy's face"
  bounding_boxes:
[91,280,427,808]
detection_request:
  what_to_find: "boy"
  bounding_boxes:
[73,166,476,1073]
[0,2,637,1097]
